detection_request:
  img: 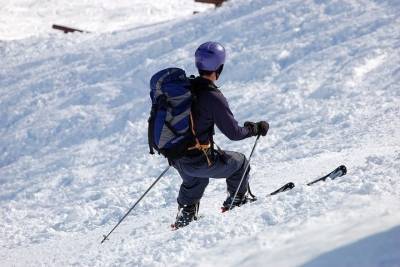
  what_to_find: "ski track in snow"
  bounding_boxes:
[0,0,400,266]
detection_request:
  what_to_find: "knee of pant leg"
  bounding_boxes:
[230,154,250,178]
[243,155,249,167]
[245,161,251,174]
[232,152,246,168]
[239,156,251,179]
[239,153,249,170]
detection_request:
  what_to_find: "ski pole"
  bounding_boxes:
[101,165,171,244]
[228,135,261,211]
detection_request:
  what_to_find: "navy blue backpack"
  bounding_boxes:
[148,68,195,159]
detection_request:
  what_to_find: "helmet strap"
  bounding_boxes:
[216,64,224,80]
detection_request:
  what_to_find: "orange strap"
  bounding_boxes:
[188,112,212,166]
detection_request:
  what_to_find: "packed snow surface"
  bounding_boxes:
[1,0,399,266]
[0,0,209,40]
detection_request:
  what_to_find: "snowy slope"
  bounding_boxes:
[0,0,210,40]
[1,0,400,266]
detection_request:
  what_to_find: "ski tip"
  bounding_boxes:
[221,207,228,213]
[339,165,347,175]
[330,165,347,180]
[269,182,296,196]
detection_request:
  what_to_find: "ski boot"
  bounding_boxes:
[221,192,256,212]
[171,202,199,230]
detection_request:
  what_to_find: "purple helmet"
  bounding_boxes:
[195,42,226,71]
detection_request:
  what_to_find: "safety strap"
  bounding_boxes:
[247,184,257,200]
[188,112,212,166]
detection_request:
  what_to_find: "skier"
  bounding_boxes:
[172,41,269,229]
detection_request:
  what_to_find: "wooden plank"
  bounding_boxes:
[194,0,225,7]
[52,24,87,34]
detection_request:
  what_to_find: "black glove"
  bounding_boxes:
[244,121,269,136]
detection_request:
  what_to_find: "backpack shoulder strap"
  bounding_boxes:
[148,105,157,155]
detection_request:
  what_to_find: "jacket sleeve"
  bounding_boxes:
[210,91,251,141]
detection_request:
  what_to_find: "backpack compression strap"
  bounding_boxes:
[187,112,212,166]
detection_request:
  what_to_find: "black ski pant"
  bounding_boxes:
[172,150,250,206]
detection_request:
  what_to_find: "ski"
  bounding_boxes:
[266,165,347,197]
[171,166,347,230]
[268,182,295,196]
[306,165,347,186]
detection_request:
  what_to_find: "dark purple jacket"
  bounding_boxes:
[190,77,251,145]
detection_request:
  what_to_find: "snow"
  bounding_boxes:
[1,0,399,266]
[0,0,210,40]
